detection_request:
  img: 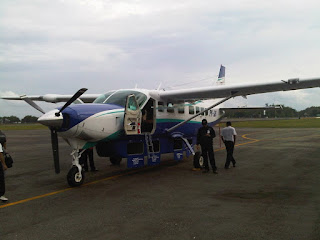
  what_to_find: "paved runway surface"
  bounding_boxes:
[1,128,320,240]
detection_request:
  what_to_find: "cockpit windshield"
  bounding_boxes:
[93,90,148,108]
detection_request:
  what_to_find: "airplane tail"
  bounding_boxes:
[216,65,225,85]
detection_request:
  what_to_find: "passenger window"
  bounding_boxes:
[178,105,185,114]
[196,107,200,114]
[189,106,194,114]
[158,101,164,112]
[167,103,174,113]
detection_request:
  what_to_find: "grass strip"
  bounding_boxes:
[229,118,320,128]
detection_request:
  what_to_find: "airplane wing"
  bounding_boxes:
[0,94,101,103]
[152,77,320,102]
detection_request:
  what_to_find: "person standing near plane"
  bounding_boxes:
[80,147,97,172]
[221,121,237,169]
[197,119,218,174]
[0,130,8,202]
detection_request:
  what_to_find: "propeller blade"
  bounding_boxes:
[55,88,88,116]
[50,128,60,174]
[21,96,45,114]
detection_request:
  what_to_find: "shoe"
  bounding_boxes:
[213,170,218,174]
[202,169,209,173]
[192,168,201,171]
[0,196,8,202]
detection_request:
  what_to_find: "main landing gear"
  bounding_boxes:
[67,150,85,187]
[193,152,204,169]
[110,154,122,165]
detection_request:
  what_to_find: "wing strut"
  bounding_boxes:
[21,95,46,114]
[166,93,236,133]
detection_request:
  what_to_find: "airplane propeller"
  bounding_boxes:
[48,88,88,174]
[19,89,88,173]
[55,88,88,116]
[50,128,60,173]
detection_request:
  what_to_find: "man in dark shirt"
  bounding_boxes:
[197,119,218,174]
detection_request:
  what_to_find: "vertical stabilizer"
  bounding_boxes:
[216,65,225,85]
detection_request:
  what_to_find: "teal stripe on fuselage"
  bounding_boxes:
[94,110,124,118]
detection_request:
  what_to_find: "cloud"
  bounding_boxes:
[1,0,320,118]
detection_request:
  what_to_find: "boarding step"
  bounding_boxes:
[144,133,155,159]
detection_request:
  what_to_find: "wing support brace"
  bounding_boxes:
[21,95,46,114]
[181,137,195,156]
[170,132,196,156]
[165,93,236,133]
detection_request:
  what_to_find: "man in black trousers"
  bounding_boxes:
[197,119,218,174]
[221,121,237,169]
[80,147,97,172]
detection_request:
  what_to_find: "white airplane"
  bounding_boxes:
[2,66,320,187]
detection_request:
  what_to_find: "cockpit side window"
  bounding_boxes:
[94,90,147,107]
[93,91,115,104]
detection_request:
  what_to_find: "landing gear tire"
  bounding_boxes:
[193,152,204,169]
[67,166,85,187]
[110,155,122,165]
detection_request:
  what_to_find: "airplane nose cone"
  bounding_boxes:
[38,109,63,128]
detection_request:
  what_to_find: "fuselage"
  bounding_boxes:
[38,89,224,150]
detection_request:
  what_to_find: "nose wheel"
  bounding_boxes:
[67,166,85,187]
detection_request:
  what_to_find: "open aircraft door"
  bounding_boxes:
[124,94,142,135]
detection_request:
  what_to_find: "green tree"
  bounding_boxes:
[21,115,38,123]
[2,116,20,123]
[299,106,320,117]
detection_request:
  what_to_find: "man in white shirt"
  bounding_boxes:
[221,121,237,169]
[0,135,8,202]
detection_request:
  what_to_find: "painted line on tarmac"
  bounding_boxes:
[0,170,140,209]
[214,133,260,152]
[0,133,261,209]
[0,188,71,209]
[239,134,261,145]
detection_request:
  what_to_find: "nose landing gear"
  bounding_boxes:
[67,150,85,187]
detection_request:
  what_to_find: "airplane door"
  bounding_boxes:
[124,94,142,135]
[141,98,156,134]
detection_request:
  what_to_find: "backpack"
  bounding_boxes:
[4,152,13,168]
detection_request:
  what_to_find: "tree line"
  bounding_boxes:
[1,105,320,124]
[0,115,39,124]
[224,105,320,118]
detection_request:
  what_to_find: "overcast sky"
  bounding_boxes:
[1,0,320,118]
